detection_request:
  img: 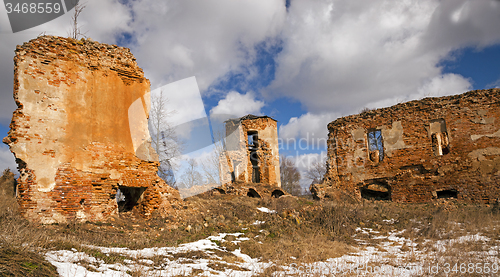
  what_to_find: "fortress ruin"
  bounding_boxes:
[3,36,181,223]
[312,89,500,203]
[217,115,284,197]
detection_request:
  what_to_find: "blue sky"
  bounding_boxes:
[440,45,500,89]
[1,0,500,189]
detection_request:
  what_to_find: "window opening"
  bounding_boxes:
[429,119,450,156]
[248,131,260,183]
[250,151,260,183]
[247,131,258,149]
[367,130,384,162]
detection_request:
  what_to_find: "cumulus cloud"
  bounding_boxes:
[486,78,500,89]
[0,0,132,125]
[126,0,286,92]
[0,145,17,173]
[2,0,500,173]
[279,112,339,149]
[210,91,265,118]
[266,0,500,116]
[286,151,327,189]
[365,73,472,110]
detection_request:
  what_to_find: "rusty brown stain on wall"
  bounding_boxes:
[312,89,500,204]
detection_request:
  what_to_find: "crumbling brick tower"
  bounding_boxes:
[312,89,500,203]
[220,115,281,187]
[3,36,181,223]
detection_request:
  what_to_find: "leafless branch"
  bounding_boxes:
[149,89,182,186]
[69,1,87,40]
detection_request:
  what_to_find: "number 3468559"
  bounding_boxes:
[5,2,62,14]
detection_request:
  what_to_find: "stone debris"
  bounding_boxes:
[209,181,286,199]
[3,36,182,223]
[313,88,500,203]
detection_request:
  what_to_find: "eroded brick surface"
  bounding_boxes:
[220,115,281,187]
[3,36,181,223]
[312,89,500,203]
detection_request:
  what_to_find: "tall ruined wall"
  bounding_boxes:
[314,89,500,203]
[220,115,281,187]
[3,36,181,223]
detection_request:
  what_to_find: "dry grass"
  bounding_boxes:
[0,169,58,276]
[0,246,58,277]
[1,168,500,276]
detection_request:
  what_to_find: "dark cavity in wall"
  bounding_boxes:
[360,180,391,200]
[250,155,260,182]
[436,189,458,199]
[214,188,226,194]
[248,131,261,183]
[117,186,146,212]
[399,164,430,174]
[247,188,261,198]
[271,189,285,198]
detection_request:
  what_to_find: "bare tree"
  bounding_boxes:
[305,159,326,184]
[69,1,86,40]
[200,130,225,184]
[178,158,203,189]
[280,155,301,196]
[149,89,182,187]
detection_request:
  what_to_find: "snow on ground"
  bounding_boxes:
[45,224,500,276]
[277,228,500,277]
[45,233,274,277]
[256,207,276,213]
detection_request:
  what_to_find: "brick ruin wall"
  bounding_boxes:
[312,89,500,203]
[3,36,182,223]
[220,116,281,188]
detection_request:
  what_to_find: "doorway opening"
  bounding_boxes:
[116,186,146,212]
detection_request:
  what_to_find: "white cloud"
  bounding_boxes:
[279,112,339,149]
[486,78,500,89]
[126,0,286,92]
[285,151,327,190]
[0,145,17,174]
[2,0,500,179]
[150,76,208,140]
[365,73,472,110]
[210,91,265,118]
[266,0,500,115]
[279,73,471,149]
[0,0,132,125]
[293,152,326,174]
[416,73,472,98]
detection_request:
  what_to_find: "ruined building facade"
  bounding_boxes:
[312,89,500,203]
[3,36,181,223]
[219,115,281,189]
